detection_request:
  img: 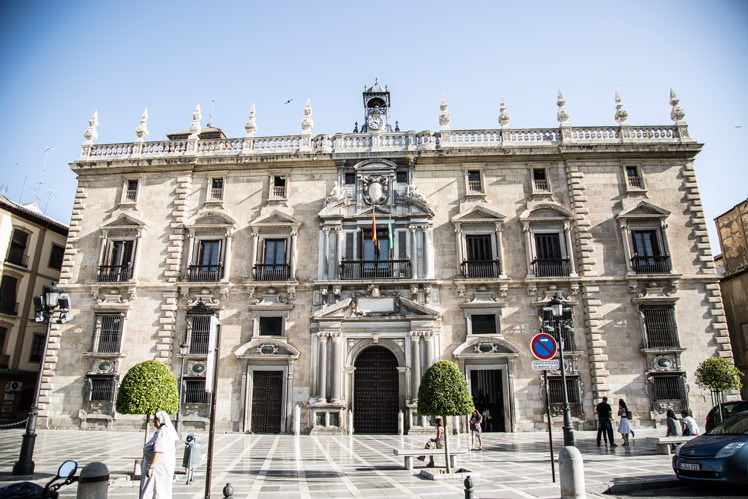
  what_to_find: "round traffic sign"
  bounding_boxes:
[530,333,558,360]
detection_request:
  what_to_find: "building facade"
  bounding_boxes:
[715,198,748,399]
[0,195,68,421]
[41,86,730,433]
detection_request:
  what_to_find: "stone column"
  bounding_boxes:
[290,229,298,280]
[523,223,535,277]
[131,233,143,279]
[424,227,434,278]
[424,332,435,369]
[410,333,421,400]
[97,232,108,270]
[318,230,326,280]
[185,230,196,272]
[564,221,577,276]
[454,225,463,276]
[495,223,506,277]
[410,226,418,279]
[249,231,259,279]
[323,228,332,279]
[660,220,674,271]
[318,333,328,403]
[222,229,233,280]
[619,221,634,274]
[335,227,344,279]
[330,332,342,402]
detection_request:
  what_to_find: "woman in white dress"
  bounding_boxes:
[141,411,179,499]
[617,399,632,446]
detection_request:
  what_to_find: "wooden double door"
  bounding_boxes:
[251,370,283,433]
[354,346,399,433]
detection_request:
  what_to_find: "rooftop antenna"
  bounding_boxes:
[44,188,56,214]
[207,98,216,127]
[18,172,25,203]
[42,146,54,174]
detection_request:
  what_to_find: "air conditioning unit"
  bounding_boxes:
[6,381,22,392]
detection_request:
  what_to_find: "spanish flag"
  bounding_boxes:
[372,209,379,260]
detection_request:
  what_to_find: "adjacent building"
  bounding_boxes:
[0,195,68,421]
[41,86,729,433]
[715,198,748,399]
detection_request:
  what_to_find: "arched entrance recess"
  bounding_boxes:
[354,346,398,433]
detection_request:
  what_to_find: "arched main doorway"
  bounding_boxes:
[354,346,398,433]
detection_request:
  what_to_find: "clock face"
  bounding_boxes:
[368,116,383,130]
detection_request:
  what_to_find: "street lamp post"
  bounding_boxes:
[13,282,71,476]
[548,293,575,447]
[175,342,188,436]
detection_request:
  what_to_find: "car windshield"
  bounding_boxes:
[707,412,748,435]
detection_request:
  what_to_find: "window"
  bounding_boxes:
[259,317,283,336]
[49,244,64,270]
[6,229,29,267]
[548,376,582,417]
[339,228,409,279]
[651,374,686,401]
[210,178,224,200]
[92,314,124,353]
[87,375,115,402]
[189,240,223,282]
[344,173,356,185]
[185,314,211,354]
[98,239,134,282]
[254,239,289,281]
[532,233,570,277]
[122,179,139,203]
[630,230,671,274]
[0,276,18,316]
[396,171,408,183]
[467,170,483,194]
[29,334,45,362]
[0,326,6,353]
[625,166,644,189]
[184,377,209,404]
[471,314,497,335]
[462,234,500,278]
[641,305,679,349]
[271,175,287,199]
[532,168,550,192]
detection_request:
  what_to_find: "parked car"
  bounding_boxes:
[673,410,748,484]
[705,401,748,433]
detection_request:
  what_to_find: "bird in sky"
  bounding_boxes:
[284,99,293,104]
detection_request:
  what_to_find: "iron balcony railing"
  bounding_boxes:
[0,300,18,316]
[549,326,576,351]
[97,264,133,282]
[652,375,687,401]
[340,259,411,279]
[184,379,210,403]
[534,179,550,191]
[96,331,122,353]
[272,186,286,198]
[631,255,672,274]
[187,264,223,282]
[531,258,571,277]
[5,247,28,267]
[548,377,583,418]
[627,176,644,188]
[89,377,115,402]
[253,263,290,281]
[210,188,223,200]
[468,180,483,193]
[460,260,501,278]
[643,308,680,349]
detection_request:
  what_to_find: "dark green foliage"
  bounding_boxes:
[417,360,474,416]
[695,358,743,392]
[115,360,179,416]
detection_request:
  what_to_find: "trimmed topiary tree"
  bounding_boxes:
[116,360,179,442]
[695,358,743,420]
[417,360,475,473]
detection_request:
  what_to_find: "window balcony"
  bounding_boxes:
[339,259,411,279]
[531,258,571,277]
[534,179,550,191]
[0,300,18,316]
[187,264,223,282]
[548,327,576,351]
[460,260,501,278]
[631,255,672,274]
[97,264,133,282]
[253,263,290,281]
[5,247,28,267]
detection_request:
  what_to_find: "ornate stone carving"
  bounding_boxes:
[362,176,389,205]
[556,91,570,124]
[83,111,99,145]
[614,92,628,124]
[135,108,149,142]
[669,89,686,123]
[439,94,450,131]
[245,103,257,137]
[404,179,426,203]
[301,99,314,135]
[324,181,345,206]
[189,104,202,137]
[498,96,510,127]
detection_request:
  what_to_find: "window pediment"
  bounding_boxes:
[451,205,505,227]
[190,210,237,230]
[520,202,573,222]
[234,337,300,359]
[250,210,301,230]
[452,336,519,358]
[99,213,146,233]
[616,201,670,221]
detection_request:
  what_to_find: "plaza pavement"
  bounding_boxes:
[0,427,681,498]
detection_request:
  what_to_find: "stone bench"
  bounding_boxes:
[392,448,468,471]
[648,436,696,455]
[122,455,144,477]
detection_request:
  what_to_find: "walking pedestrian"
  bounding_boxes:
[617,399,633,446]
[141,411,179,499]
[470,410,483,450]
[596,396,616,446]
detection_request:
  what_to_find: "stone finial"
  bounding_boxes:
[83,110,99,145]
[669,89,686,123]
[498,96,510,127]
[189,104,202,138]
[244,103,257,137]
[135,108,149,142]
[439,94,451,131]
[557,91,570,124]
[301,99,314,136]
[614,92,629,124]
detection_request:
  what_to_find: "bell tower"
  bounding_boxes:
[362,79,391,132]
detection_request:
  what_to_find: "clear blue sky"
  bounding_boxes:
[1,0,746,253]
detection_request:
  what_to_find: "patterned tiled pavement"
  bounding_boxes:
[0,427,678,498]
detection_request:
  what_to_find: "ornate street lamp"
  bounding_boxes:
[13,282,71,475]
[547,293,575,447]
[175,342,189,436]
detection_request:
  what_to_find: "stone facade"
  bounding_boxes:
[715,198,748,399]
[42,86,729,433]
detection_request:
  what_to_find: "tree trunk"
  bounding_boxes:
[443,415,452,473]
[144,414,150,446]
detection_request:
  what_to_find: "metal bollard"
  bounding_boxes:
[223,482,234,498]
[464,475,474,499]
[76,462,109,499]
